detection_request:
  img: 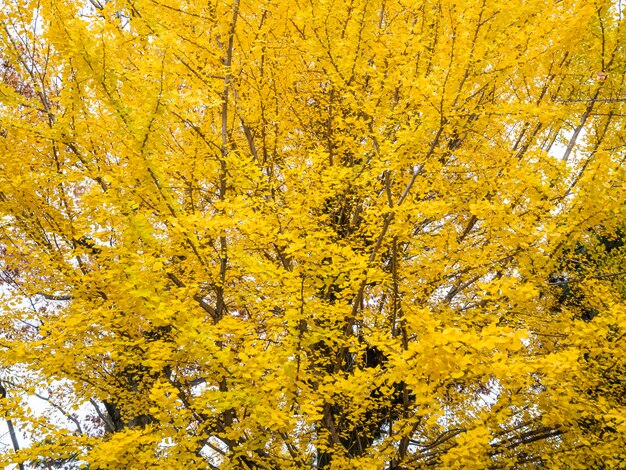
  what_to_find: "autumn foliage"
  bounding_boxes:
[0,0,625,468]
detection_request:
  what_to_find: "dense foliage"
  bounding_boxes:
[0,0,625,468]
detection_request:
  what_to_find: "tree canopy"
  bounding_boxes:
[0,0,625,468]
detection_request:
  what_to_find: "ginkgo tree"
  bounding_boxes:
[0,0,625,468]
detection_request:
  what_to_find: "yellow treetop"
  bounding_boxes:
[0,0,625,468]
